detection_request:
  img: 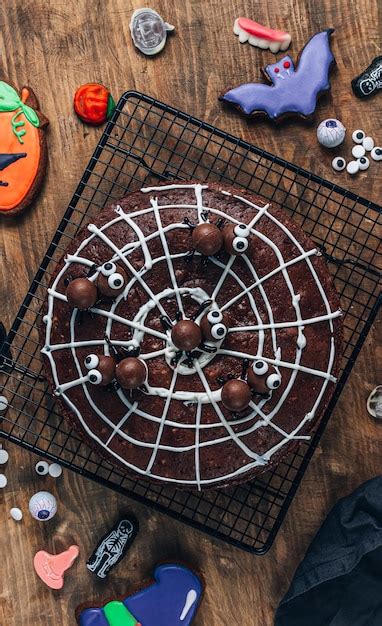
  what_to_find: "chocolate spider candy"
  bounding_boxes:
[40,182,342,489]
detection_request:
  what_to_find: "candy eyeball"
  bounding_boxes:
[29,491,57,521]
[352,144,366,159]
[266,373,282,390]
[88,369,103,385]
[84,354,99,370]
[346,160,360,175]
[97,264,128,298]
[207,310,223,324]
[371,147,382,161]
[317,119,346,148]
[35,461,49,476]
[234,223,250,238]
[108,272,125,290]
[210,322,227,340]
[362,136,374,151]
[352,129,365,144]
[252,360,269,376]
[223,223,250,255]
[332,156,346,172]
[232,236,249,253]
[100,262,117,277]
[358,156,370,171]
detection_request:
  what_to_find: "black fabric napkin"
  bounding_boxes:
[275,476,382,626]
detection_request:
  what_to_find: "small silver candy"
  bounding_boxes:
[129,8,175,56]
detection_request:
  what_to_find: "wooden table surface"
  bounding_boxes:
[0,1,381,625]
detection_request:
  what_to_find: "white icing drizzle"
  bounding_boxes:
[180,589,198,621]
[42,183,339,488]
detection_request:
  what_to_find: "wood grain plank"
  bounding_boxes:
[0,1,380,624]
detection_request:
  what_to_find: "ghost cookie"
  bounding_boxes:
[77,563,203,626]
[0,80,48,217]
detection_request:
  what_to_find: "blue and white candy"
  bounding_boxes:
[29,491,57,521]
[317,119,346,148]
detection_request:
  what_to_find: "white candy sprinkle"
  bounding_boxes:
[358,157,370,171]
[352,145,366,159]
[362,137,374,151]
[0,474,7,488]
[48,463,63,478]
[0,449,9,465]
[0,395,8,411]
[346,160,360,175]
[10,508,23,521]
[352,129,365,144]
[371,147,382,161]
[35,460,49,476]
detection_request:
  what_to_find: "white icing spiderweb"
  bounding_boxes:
[42,184,341,489]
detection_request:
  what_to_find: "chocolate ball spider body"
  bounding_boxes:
[66,278,98,310]
[96,262,128,299]
[222,222,251,255]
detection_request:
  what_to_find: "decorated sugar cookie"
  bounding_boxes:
[220,29,335,120]
[77,563,203,626]
[0,81,48,217]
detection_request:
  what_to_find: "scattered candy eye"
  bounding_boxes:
[346,160,360,175]
[252,360,269,376]
[232,236,249,253]
[0,448,9,465]
[0,395,8,411]
[100,262,117,277]
[84,354,100,370]
[88,369,103,385]
[371,147,382,161]
[29,491,57,521]
[352,129,365,143]
[35,461,49,476]
[233,223,250,237]
[10,507,23,521]
[210,323,227,340]
[332,156,346,172]
[266,373,282,389]
[0,473,7,488]
[352,144,366,159]
[48,463,63,478]
[362,136,374,151]
[207,310,223,324]
[107,272,125,290]
[358,157,370,171]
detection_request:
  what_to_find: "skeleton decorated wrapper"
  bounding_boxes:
[77,563,203,626]
[87,516,139,579]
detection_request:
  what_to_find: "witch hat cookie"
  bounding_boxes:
[77,563,203,625]
[34,545,79,589]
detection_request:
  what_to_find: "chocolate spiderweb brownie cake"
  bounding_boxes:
[40,182,342,489]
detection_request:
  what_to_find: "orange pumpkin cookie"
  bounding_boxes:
[0,81,48,217]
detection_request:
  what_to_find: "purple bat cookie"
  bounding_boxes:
[77,563,203,626]
[220,29,335,120]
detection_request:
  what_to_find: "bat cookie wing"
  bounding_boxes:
[220,82,273,116]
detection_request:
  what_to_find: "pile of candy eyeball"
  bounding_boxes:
[316,119,381,176]
[332,129,381,175]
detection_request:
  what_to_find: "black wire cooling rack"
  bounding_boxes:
[0,92,381,554]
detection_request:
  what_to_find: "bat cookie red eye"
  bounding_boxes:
[283,61,291,68]
[274,67,280,73]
